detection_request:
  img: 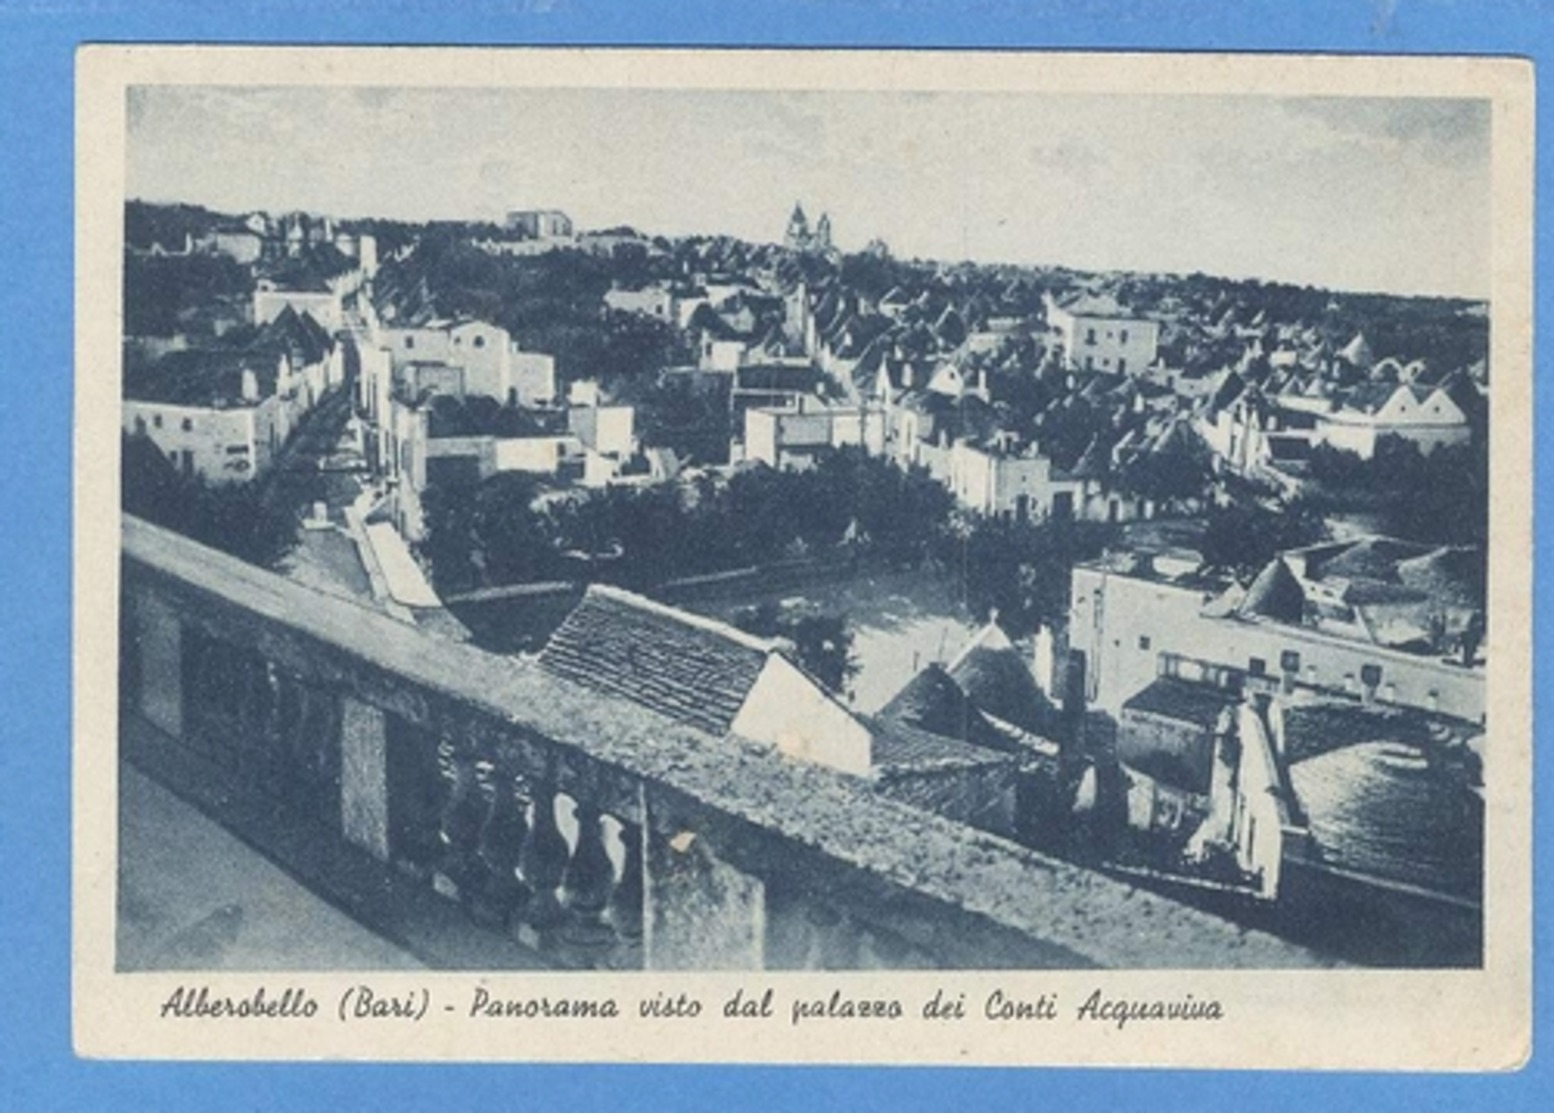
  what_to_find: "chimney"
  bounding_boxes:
[1360,664,1382,708]
[1279,650,1300,696]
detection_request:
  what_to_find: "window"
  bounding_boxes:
[1249,656,1268,677]
[1084,328,1097,345]
[134,417,147,436]
[181,417,194,432]
[404,336,415,349]
[472,335,486,349]
[1279,650,1301,673]
[1360,663,1383,688]
[153,414,162,429]
[1120,329,1130,344]
[1138,635,1151,651]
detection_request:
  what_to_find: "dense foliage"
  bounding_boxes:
[121,434,297,569]
[122,254,253,338]
[1198,499,1328,579]
[419,447,957,595]
[731,603,858,694]
[1305,437,1489,547]
[377,239,689,386]
[420,443,1111,637]
[938,515,1118,633]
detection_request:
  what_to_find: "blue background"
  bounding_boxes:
[0,0,1545,1108]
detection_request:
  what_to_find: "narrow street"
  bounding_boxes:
[263,371,379,603]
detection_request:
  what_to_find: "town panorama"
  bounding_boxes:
[118,194,1489,973]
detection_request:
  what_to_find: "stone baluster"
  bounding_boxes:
[476,770,532,927]
[561,801,616,947]
[432,748,486,903]
[465,765,528,927]
[515,782,569,942]
[607,819,645,968]
[383,717,444,877]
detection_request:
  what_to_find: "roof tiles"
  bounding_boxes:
[537,584,773,737]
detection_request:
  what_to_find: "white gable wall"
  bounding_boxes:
[732,655,873,776]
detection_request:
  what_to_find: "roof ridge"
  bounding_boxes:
[584,583,779,653]
[944,620,1012,673]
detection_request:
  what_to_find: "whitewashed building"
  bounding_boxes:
[380,317,556,407]
[1047,292,1160,376]
[122,349,296,484]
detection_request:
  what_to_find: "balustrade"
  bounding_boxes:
[118,514,1333,972]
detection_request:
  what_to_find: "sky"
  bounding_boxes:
[127,86,1492,299]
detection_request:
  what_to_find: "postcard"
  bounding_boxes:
[73,45,1532,1069]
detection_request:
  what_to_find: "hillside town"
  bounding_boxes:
[121,195,1490,966]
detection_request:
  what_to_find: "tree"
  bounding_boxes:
[1115,429,1214,506]
[732,604,858,694]
[418,476,481,591]
[1306,436,1488,548]
[1199,499,1327,579]
[121,434,297,570]
[947,516,1117,634]
[469,473,564,586]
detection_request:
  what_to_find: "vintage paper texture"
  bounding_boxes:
[74,45,1533,1069]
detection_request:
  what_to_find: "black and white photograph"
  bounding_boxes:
[75,46,1532,1068]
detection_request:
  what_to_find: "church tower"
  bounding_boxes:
[785,203,811,250]
[815,212,832,251]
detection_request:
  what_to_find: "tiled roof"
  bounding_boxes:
[1336,380,1402,416]
[250,305,332,367]
[537,584,773,737]
[1335,331,1374,367]
[866,716,1016,772]
[124,348,282,408]
[1238,558,1306,623]
[258,244,356,293]
[1056,292,1137,320]
[1395,547,1485,612]
[1313,537,1424,582]
[734,364,823,395]
[1062,433,1112,481]
[1289,740,1481,899]
[877,664,1012,753]
[946,623,1062,738]
[1122,677,1237,731]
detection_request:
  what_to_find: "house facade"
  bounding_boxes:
[1068,543,1486,726]
[1047,293,1160,376]
[603,284,677,323]
[380,318,556,407]
[506,209,575,239]
[254,283,345,334]
[122,349,295,484]
[1317,383,1472,459]
[743,399,885,469]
